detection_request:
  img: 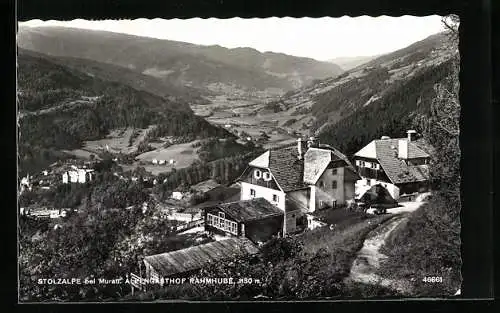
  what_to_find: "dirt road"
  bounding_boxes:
[344,198,428,295]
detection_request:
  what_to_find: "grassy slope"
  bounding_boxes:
[377,194,461,296]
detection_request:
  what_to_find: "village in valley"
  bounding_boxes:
[19,129,434,295]
[17,16,461,301]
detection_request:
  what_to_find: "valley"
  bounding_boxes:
[17,18,462,302]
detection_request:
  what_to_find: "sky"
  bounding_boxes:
[19,16,446,61]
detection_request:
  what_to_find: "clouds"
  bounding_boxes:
[19,16,445,61]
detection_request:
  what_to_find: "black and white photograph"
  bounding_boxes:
[17,15,462,302]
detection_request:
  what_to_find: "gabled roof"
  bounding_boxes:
[303,145,359,184]
[249,151,270,168]
[358,184,399,208]
[215,198,283,222]
[245,143,356,191]
[144,238,258,277]
[303,148,342,184]
[354,138,431,184]
[354,138,430,160]
[268,146,308,192]
[246,145,307,192]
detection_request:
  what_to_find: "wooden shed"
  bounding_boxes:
[143,237,258,280]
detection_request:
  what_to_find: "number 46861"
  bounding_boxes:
[422,276,443,283]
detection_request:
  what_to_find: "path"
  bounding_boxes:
[345,197,428,295]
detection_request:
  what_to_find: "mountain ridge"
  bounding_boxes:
[17,25,343,94]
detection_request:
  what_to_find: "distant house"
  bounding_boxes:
[204,198,284,244]
[167,211,202,223]
[171,192,184,200]
[143,237,258,280]
[237,137,359,235]
[152,159,158,165]
[353,130,431,200]
[158,160,166,165]
[62,168,94,184]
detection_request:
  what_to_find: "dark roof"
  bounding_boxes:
[144,238,259,277]
[205,186,240,201]
[268,146,308,192]
[215,198,284,222]
[359,184,399,208]
[245,143,355,192]
[374,139,430,184]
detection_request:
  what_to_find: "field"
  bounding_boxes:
[129,140,201,175]
[66,126,155,157]
[192,93,309,148]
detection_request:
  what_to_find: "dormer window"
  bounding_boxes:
[254,169,262,179]
[263,172,272,181]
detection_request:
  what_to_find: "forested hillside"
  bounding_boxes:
[269,32,454,148]
[17,51,232,174]
[19,49,210,104]
[317,59,454,156]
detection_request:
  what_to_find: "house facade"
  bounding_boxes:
[62,167,94,184]
[238,137,359,235]
[353,130,431,200]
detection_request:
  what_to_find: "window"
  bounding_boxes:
[250,189,256,197]
[355,160,361,166]
[332,181,337,189]
[218,212,225,219]
[332,168,337,175]
[207,213,238,235]
[272,194,279,203]
[319,181,324,188]
[254,169,262,178]
[360,161,365,167]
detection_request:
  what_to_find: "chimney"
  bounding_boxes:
[297,138,303,160]
[407,130,417,142]
[398,139,408,159]
[307,136,319,149]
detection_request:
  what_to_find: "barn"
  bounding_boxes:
[204,198,284,244]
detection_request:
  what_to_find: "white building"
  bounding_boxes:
[62,168,95,184]
[237,137,359,234]
[352,130,431,200]
[171,192,184,200]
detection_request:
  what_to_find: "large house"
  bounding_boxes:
[353,130,431,200]
[237,137,359,235]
